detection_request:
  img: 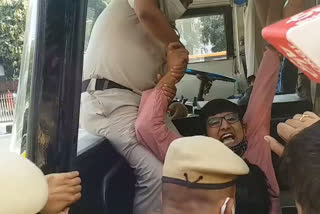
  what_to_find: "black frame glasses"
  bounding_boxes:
[207,113,240,128]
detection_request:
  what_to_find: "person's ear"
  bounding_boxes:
[224,198,235,214]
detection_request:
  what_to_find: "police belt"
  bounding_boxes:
[81,79,132,93]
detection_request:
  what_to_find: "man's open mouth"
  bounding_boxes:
[220,133,235,146]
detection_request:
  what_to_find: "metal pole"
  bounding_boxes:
[232,4,241,75]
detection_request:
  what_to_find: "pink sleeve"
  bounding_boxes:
[242,48,281,206]
[244,48,281,142]
[135,88,181,162]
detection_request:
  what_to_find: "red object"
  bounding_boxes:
[262,6,320,83]
[7,91,14,110]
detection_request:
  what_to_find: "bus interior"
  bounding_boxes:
[11,0,318,213]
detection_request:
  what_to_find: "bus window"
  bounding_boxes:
[11,0,37,154]
[174,7,237,102]
[176,14,227,63]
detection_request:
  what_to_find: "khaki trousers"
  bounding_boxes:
[80,89,162,214]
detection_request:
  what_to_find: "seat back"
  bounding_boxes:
[71,132,135,214]
[102,159,135,214]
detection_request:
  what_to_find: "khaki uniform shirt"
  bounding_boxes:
[83,0,167,95]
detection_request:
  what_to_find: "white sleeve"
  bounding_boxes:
[128,0,135,9]
[128,0,163,12]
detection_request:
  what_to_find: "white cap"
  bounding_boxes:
[0,152,48,214]
[163,136,249,189]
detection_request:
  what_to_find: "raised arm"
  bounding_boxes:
[134,0,180,46]
[136,87,181,162]
[243,47,281,138]
[135,43,188,162]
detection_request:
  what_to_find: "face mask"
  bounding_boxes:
[220,197,235,214]
[163,0,187,22]
[230,139,248,157]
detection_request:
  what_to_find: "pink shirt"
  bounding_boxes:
[135,48,281,214]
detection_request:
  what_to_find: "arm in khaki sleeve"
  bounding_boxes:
[243,47,281,143]
[133,0,180,46]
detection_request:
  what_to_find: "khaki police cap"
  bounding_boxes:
[163,136,249,189]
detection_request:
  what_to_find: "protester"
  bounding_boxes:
[265,112,320,214]
[80,0,191,212]
[136,46,281,213]
[0,152,81,214]
[161,136,249,214]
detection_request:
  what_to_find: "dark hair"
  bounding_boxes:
[199,99,243,134]
[236,160,271,214]
[281,121,320,214]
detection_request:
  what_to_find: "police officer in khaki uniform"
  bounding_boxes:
[161,136,249,214]
[80,0,191,213]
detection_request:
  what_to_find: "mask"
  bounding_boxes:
[161,0,187,22]
[230,139,248,157]
[220,197,235,214]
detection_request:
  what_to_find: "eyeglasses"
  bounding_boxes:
[207,113,240,128]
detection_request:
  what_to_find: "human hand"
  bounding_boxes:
[265,111,320,157]
[41,171,81,214]
[168,102,188,120]
[277,111,320,143]
[167,42,189,82]
[264,135,284,157]
[156,42,188,101]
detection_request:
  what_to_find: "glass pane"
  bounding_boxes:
[0,0,28,153]
[11,0,38,154]
[176,14,227,63]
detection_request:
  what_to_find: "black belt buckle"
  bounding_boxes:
[96,79,107,90]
